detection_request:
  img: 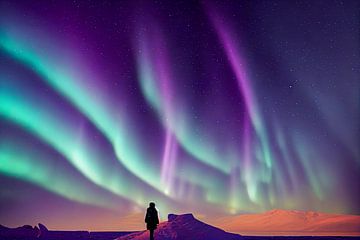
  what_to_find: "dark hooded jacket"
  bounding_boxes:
[145,206,159,230]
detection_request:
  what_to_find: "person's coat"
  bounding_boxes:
[145,207,159,230]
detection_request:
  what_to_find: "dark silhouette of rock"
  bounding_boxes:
[0,224,39,239]
[38,223,48,232]
[116,213,243,240]
[167,213,194,222]
[0,222,136,240]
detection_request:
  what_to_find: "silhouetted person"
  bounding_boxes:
[145,202,159,240]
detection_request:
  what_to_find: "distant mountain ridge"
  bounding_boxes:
[211,209,360,236]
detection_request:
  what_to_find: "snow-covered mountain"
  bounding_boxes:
[210,209,360,236]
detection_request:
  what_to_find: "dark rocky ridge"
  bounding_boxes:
[0,223,134,240]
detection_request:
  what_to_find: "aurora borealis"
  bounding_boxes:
[0,0,359,230]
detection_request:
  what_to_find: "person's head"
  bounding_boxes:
[149,202,155,208]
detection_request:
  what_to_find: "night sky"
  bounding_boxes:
[0,0,359,230]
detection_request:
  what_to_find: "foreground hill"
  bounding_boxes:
[211,209,360,236]
[116,213,242,240]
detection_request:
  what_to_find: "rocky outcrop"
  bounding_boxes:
[0,224,39,239]
[38,223,48,233]
[0,223,135,240]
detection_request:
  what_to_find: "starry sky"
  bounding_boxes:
[0,0,359,231]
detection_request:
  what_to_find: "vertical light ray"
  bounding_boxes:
[161,130,178,195]
[241,115,257,201]
[147,30,179,195]
[206,7,276,208]
[135,27,233,208]
[136,26,230,174]
[274,123,298,190]
[208,9,273,169]
[292,134,323,200]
